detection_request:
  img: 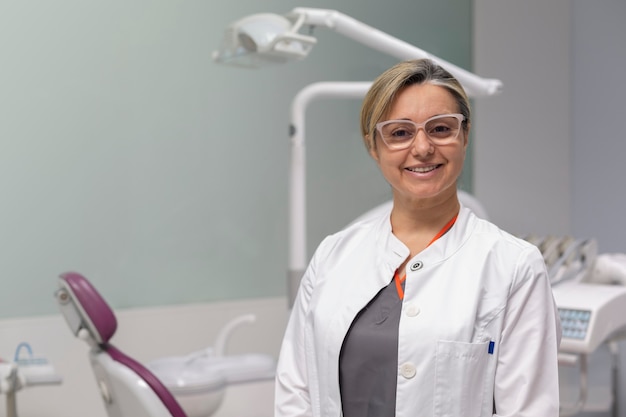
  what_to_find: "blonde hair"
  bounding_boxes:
[360,59,471,151]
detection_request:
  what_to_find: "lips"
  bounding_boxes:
[406,164,441,173]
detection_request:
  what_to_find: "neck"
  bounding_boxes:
[390,192,460,254]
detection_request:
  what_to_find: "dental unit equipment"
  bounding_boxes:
[524,236,626,416]
[213,7,503,307]
[0,342,62,417]
[146,314,275,417]
[55,272,275,417]
[56,272,187,417]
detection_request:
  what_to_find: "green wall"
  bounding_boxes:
[0,0,472,318]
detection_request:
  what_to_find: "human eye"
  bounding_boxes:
[383,122,415,142]
[426,117,458,139]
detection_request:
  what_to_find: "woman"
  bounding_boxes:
[275,59,561,417]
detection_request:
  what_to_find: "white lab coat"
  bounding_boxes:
[275,205,561,417]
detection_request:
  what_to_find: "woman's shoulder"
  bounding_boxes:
[314,208,389,259]
[459,210,549,294]
[463,208,544,267]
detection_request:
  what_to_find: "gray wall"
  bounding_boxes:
[571,0,626,254]
[473,0,571,237]
[0,0,472,318]
[474,0,626,248]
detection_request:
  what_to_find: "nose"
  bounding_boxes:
[410,129,434,156]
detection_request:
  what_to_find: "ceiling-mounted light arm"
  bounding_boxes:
[213,7,503,97]
[284,8,502,97]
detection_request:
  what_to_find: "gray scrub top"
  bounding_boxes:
[339,275,403,417]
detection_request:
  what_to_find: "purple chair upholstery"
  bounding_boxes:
[59,272,187,417]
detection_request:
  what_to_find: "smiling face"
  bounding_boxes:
[369,83,469,208]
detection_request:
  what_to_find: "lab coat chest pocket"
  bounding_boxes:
[433,340,490,417]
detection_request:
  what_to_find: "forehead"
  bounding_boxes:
[387,83,458,119]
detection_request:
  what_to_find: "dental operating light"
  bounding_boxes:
[213,8,503,307]
[213,12,317,67]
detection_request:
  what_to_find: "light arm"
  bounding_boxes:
[213,7,502,97]
[286,8,502,97]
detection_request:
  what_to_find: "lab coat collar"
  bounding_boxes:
[374,203,477,272]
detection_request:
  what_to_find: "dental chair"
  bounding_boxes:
[55,271,187,417]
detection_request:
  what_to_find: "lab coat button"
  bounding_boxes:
[410,261,423,271]
[405,303,420,317]
[400,362,416,379]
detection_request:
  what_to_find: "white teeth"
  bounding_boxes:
[407,165,437,173]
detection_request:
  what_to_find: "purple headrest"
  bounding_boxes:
[59,272,188,416]
[60,272,117,344]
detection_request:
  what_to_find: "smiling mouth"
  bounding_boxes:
[406,164,441,173]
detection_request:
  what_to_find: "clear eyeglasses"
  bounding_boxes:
[375,113,465,150]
